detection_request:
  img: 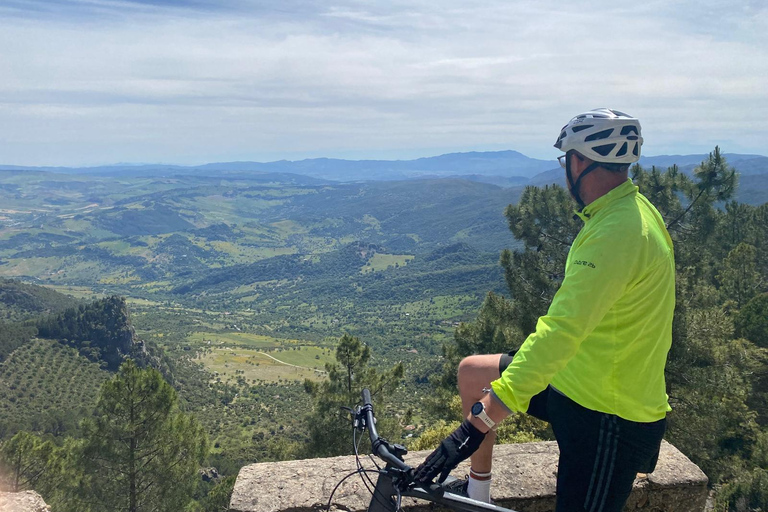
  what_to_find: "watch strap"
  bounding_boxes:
[472,402,497,430]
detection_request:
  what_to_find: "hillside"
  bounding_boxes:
[0,338,110,438]
[0,280,79,362]
[0,278,78,322]
[0,282,181,442]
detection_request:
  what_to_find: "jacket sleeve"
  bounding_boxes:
[491,226,638,412]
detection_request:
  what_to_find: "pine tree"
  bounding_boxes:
[73,360,208,512]
[0,431,53,492]
[303,334,403,457]
[718,243,763,309]
[501,185,581,335]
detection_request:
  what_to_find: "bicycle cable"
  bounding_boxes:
[354,422,400,512]
[326,468,367,512]
[354,424,377,496]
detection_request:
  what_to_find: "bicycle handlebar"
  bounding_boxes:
[361,389,411,473]
[354,389,516,511]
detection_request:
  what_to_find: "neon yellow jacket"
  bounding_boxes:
[491,179,675,422]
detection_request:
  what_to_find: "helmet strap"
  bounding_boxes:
[566,158,601,210]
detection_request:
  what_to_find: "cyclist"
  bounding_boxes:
[414,109,675,512]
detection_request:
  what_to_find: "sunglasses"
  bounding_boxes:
[558,155,567,169]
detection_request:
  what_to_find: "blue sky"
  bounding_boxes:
[1,0,766,166]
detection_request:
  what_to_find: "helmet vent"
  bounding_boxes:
[593,143,617,157]
[616,142,628,157]
[572,125,593,133]
[632,143,639,156]
[585,129,614,142]
[620,126,638,136]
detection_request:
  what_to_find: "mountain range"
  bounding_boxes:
[3,150,766,184]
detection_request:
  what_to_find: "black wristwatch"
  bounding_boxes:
[471,401,496,431]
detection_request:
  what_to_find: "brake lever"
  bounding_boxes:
[394,467,415,492]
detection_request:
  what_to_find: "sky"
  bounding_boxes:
[0,0,766,166]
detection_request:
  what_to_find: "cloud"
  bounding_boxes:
[0,0,766,165]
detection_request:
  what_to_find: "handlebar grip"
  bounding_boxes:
[362,388,372,406]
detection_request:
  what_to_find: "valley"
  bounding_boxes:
[1,149,767,484]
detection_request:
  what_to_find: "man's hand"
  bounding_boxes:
[413,419,487,485]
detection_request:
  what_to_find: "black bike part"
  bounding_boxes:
[361,389,411,473]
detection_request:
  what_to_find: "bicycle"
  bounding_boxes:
[327,388,519,512]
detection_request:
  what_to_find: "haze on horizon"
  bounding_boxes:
[1,0,766,167]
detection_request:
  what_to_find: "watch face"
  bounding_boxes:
[471,402,484,416]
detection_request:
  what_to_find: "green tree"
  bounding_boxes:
[735,293,768,348]
[501,185,581,336]
[75,360,208,512]
[303,334,403,457]
[718,243,763,309]
[0,431,53,492]
[198,475,236,512]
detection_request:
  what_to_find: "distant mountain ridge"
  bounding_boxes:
[0,150,556,181]
[1,150,766,184]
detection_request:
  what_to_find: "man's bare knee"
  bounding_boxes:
[457,354,502,400]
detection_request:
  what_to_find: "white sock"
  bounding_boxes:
[467,469,492,503]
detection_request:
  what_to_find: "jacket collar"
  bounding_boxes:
[574,179,638,222]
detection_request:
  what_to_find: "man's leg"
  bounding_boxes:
[548,390,666,512]
[456,354,504,501]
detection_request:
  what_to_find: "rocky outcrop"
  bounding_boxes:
[0,491,50,512]
[230,440,708,512]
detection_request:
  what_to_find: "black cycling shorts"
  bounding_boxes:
[499,350,666,512]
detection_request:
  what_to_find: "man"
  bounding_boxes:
[414,109,675,512]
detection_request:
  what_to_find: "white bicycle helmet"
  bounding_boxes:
[554,108,643,163]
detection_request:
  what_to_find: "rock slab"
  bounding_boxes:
[230,440,708,512]
[0,491,51,512]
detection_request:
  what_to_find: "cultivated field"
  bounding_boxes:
[196,345,332,384]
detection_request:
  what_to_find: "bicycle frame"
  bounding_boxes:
[368,470,519,512]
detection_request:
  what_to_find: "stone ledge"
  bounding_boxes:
[230,440,708,512]
[0,491,51,512]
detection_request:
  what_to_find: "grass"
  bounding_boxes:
[269,346,334,367]
[361,254,414,273]
[196,346,332,384]
[98,274,142,285]
[135,280,174,292]
[187,331,295,350]
[41,285,106,300]
[124,297,163,307]
[1,257,62,277]
[189,331,334,384]
[269,220,307,236]
[398,294,477,319]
